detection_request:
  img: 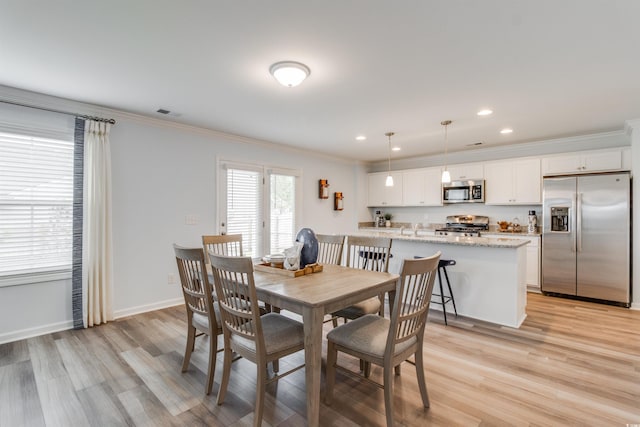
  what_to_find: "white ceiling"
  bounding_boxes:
[1,1,639,162]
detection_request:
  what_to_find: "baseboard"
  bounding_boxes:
[0,298,184,345]
[0,320,74,345]
[114,297,183,319]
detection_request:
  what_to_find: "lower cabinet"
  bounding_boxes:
[484,233,540,291]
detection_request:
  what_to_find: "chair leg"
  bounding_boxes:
[205,333,217,395]
[325,341,337,405]
[254,363,266,427]
[216,346,233,405]
[332,317,338,327]
[364,361,372,378]
[272,359,279,373]
[394,364,401,376]
[442,266,458,316]
[383,363,395,427]
[182,324,196,373]
[415,348,430,408]
[437,267,448,325]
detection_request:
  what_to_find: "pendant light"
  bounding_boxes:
[441,120,452,183]
[385,132,395,187]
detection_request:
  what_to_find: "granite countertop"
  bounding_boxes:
[353,229,531,248]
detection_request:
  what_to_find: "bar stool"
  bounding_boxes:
[415,257,458,325]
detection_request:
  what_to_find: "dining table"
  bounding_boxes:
[250,263,399,427]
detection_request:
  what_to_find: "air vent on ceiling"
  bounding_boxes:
[466,142,483,147]
[156,108,170,115]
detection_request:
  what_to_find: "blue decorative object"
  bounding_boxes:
[296,228,319,267]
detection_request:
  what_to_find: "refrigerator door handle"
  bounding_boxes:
[576,192,582,252]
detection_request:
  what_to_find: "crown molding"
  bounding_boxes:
[625,118,640,137]
[0,84,363,166]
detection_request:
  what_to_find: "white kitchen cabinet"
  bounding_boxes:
[446,162,484,181]
[542,148,623,175]
[483,233,540,290]
[484,158,541,204]
[367,172,403,206]
[402,167,443,206]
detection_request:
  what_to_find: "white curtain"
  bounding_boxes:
[81,120,113,327]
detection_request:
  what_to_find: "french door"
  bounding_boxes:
[218,161,301,258]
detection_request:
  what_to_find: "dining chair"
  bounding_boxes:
[208,253,305,427]
[203,234,277,313]
[173,244,222,395]
[325,251,441,427]
[202,234,243,263]
[332,235,393,324]
[316,234,345,265]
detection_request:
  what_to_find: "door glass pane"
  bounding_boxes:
[226,168,262,257]
[270,173,295,254]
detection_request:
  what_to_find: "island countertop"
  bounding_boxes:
[354,229,530,249]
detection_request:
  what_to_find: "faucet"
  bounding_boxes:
[399,226,405,235]
[413,223,420,236]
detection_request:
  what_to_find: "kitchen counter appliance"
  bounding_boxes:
[435,215,489,237]
[542,172,631,306]
[443,179,485,204]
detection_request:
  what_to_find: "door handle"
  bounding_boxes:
[576,193,582,252]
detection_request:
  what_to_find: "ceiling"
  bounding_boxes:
[1,1,639,162]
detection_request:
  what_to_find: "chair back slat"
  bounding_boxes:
[208,254,264,348]
[316,234,345,265]
[388,252,441,349]
[174,245,217,327]
[202,234,243,264]
[345,235,392,272]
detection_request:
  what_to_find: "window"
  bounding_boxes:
[0,131,74,281]
[219,161,301,258]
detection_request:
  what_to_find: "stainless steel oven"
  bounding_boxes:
[442,179,484,203]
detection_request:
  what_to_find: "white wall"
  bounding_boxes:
[0,87,362,342]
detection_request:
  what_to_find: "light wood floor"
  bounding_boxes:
[2,293,639,426]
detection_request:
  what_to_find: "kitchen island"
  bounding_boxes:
[354,229,530,328]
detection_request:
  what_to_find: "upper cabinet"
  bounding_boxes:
[367,172,403,206]
[484,158,541,205]
[542,148,625,176]
[402,167,443,206]
[446,162,484,181]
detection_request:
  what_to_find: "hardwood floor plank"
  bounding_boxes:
[0,360,45,426]
[0,339,29,368]
[120,347,201,416]
[76,383,134,426]
[55,335,106,390]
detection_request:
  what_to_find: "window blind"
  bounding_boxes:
[226,168,262,257]
[0,131,73,276]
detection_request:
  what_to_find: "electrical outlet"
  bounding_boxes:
[185,214,199,225]
[168,274,177,285]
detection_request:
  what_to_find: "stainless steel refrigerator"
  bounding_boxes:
[542,172,631,306]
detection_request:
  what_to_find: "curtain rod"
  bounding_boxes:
[0,99,116,124]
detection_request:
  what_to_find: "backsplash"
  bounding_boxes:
[367,204,541,230]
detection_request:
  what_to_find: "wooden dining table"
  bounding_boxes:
[251,263,399,427]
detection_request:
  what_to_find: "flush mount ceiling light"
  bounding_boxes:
[477,109,493,116]
[500,128,513,134]
[385,132,395,187]
[392,146,401,151]
[441,120,452,184]
[269,61,311,87]
[355,135,367,141]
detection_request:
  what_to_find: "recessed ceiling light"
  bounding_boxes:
[392,147,401,151]
[269,61,310,87]
[355,135,367,141]
[500,128,513,134]
[477,109,493,116]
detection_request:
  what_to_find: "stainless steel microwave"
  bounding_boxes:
[443,179,485,203]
